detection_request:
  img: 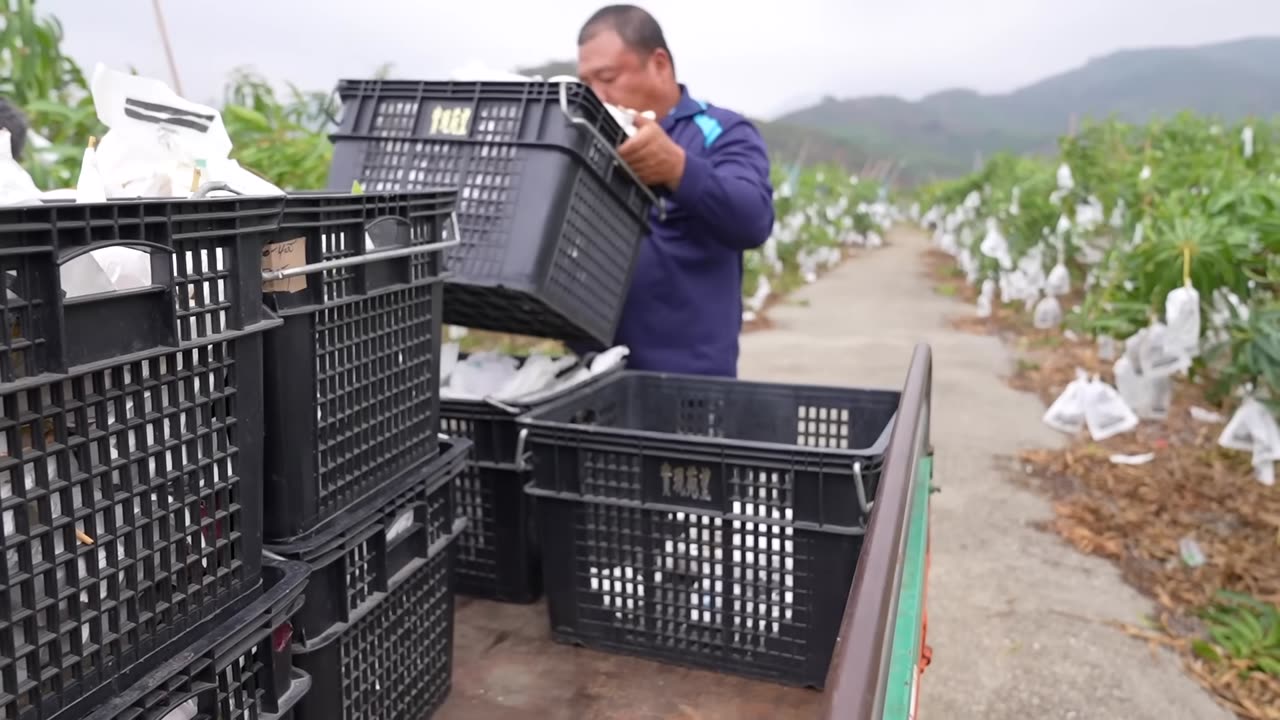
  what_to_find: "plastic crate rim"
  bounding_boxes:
[84,558,310,720]
[264,436,473,553]
[288,516,466,654]
[516,370,901,458]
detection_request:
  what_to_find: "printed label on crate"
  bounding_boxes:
[425,103,473,138]
[651,460,718,507]
[262,236,307,293]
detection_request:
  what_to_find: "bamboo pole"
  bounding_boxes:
[151,0,183,94]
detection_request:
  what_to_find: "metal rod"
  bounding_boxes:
[261,239,460,281]
[557,82,666,221]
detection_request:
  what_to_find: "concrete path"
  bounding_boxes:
[738,227,1232,720]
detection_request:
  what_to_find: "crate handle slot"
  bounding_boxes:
[148,682,216,719]
[261,237,460,281]
[59,240,173,303]
[557,81,667,221]
[58,239,175,265]
[364,215,412,250]
[57,238,180,367]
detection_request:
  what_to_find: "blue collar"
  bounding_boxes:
[663,85,705,126]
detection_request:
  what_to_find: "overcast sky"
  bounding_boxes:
[42,0,1280,119]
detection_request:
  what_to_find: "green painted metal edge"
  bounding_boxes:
[882,453,933,720]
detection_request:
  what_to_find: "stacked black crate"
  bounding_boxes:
[259,191,469,720]
[0,197,310,720]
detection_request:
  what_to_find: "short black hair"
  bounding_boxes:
[578,5,674,73]
[0,97,27,161]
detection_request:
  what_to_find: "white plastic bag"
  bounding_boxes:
[90,63,283,197]
[1164,285,1201,358]
[1043,370,1090,434]
[1218,398,1280,486]
[0,129,41,206]
[1109,198,1127,229]
[1045,262,1071,297]
[979,219,1013,270]
[1218,397,1270,452]
[493,353,578,401]
[1138,321,1190,378]
[1083,376,1140,441]
[1033,295,1062,330]
[1097,335,1118,362]
[74,143,107,203]
[1113,356,1149,417]
[1242,126,1254,160]
[976,279,996,318]
[1056,163,1074,192]
[447,352,520,399]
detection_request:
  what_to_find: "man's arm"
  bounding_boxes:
[670,120,774,252]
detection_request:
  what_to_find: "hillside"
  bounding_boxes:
[517,60,881,178]
[779,36,1280,182]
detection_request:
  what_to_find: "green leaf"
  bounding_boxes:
[1191,640,1223,664]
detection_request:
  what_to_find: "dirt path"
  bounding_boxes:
[738,226,1232,719]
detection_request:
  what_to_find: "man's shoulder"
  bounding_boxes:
[684,99,765,151]
[695,102,756,132]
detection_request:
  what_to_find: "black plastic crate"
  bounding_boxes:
[264,438,468,645]
[326,80,657,345]
[262,190,457,543]
[0,197,285,720]
[441,353,624,603]
[87,557,312,720]
[518,372,900,687]
[451,462,538,604]
[278,442,468,720]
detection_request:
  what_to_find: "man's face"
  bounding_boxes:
[578,29,667,112]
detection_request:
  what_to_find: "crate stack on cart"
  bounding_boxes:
[256,190,470,720]
[0,197,311,720]
[324,74,908,703]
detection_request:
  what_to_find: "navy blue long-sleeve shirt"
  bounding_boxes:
[579,86,774,378]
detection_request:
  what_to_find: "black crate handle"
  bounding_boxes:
[58,238,179,366]
[556,81,667,222]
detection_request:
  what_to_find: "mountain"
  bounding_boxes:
[778,36,1280,183]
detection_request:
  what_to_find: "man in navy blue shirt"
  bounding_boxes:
[575,5,774,378]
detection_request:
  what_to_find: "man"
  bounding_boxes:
[0,97,28,160]
[576,5,774,378]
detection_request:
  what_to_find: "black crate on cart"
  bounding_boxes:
[86,558,312,720]
[326,79,658,346]
[0,197,284,720]
[266,439,468,720]
[441,354,624,603]
[262,190,456,543]
[518,372,900,688]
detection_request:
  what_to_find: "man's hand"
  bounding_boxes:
[618,114,686,191]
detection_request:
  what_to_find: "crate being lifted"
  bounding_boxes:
[326,79,660,346]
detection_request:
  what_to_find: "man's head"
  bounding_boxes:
[0,98,28,161]
[577,5,679,115]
